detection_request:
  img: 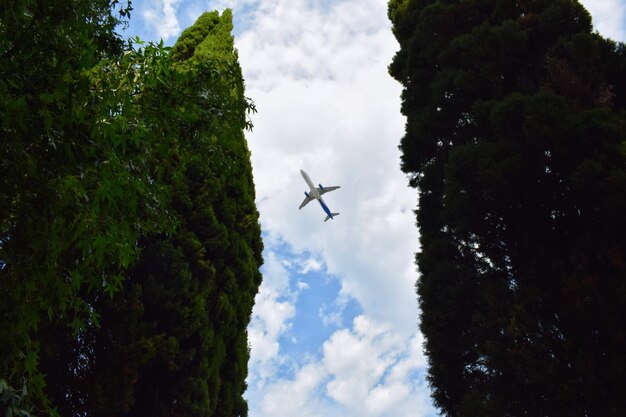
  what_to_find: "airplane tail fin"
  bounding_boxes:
[324,213,340,222]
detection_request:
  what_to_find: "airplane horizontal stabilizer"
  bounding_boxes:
[324,213,340,222]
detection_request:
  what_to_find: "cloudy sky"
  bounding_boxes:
[123,1,626,416]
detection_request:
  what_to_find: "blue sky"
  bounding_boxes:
[120,1,626,416]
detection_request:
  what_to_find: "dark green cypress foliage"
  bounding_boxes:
[27,8,261,417]
[79,10,263,417]
[389,1,626,416]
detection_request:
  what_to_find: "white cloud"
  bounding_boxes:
[238,0,419,334]
[247,251,297,383]
[323,317,401,406]
[318,303,343,327]
[579,0,626,42]
[141,0,182,40]
[248,315,435,417]
[298,257,323,274]
[296,280,310,291]
[322,316,433,417]
[247,248,323,387]
[258,363,332,417]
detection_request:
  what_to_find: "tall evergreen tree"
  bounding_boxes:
[2,3,261,416]
[37,10,262,417]
[389,1,626,415]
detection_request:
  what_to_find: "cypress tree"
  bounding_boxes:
[389,1,626,416]
[5,6,262,416]
[66,10,262,417]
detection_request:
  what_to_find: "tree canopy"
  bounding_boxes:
[60,11,263,417]
[1,4,262,416]
[389,0,626,415]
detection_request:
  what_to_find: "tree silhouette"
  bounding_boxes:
[389,1,626,415]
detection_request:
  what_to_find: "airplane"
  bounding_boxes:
[299,169,340,222]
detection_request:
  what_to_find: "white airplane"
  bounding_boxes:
[299,169,340,222]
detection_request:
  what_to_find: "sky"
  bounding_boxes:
[122,1,626,416]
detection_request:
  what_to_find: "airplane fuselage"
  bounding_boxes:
[301,169,321,199]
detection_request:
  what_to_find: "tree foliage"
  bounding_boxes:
[55,11,263,417]
[389,1,626,415]
[0,0,174,411]
[1,3,262,416]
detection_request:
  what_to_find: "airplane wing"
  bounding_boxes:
[299,195,315,210]
[317,185,340,195]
